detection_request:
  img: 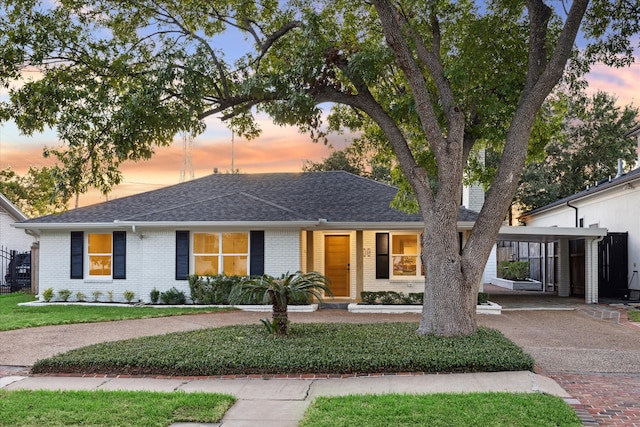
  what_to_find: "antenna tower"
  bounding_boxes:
[179,131,195,182]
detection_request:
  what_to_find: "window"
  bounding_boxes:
[88,233,112,277]
[71,231,126,280]
[193,232,248,276]
[391,234,422,277]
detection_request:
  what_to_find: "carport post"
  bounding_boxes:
[585,236,604,304]
[557,239,571,297]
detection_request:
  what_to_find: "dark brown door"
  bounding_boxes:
[325,235,350,297]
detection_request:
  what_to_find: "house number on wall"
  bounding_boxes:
[363,248,372,257]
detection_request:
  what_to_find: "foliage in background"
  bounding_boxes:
[516,90,640,211]
[0,167,70,217]
[31,323,534,376]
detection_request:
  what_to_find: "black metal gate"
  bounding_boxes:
[1,246,32,294]
[598,232,628,299]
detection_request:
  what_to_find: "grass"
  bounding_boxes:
[0,293,234,331]
[0,389,235,427]
[32,322,534,376]
[628,309,640,322]
[299,393,581,427]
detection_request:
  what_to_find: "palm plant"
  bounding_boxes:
[230,271,332,336]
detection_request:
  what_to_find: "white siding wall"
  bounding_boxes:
[0,209,34,252]
[527,184,640,291]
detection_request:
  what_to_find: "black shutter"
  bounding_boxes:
[375,233,389,279]
[70,231,84,279]
[249,230,265,276]
[176,231,190,280]
[113,231,126,279]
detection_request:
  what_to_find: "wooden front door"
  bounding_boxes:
[325,235,350,297]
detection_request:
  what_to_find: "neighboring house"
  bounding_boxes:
[1,192,35,252]
[14,172,479,303]
[521,163,640,301]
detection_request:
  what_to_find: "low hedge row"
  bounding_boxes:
[188,274,311,305]
[31,323,535,376]
[360,291,491,305]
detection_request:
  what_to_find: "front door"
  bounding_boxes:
[325,235,350,297]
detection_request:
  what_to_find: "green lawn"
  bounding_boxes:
[628,309,640,322]
[300,393,581,427]
[0,389,235,427]
[0,293,233,331]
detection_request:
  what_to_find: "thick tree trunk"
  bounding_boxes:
[417,211,481,337]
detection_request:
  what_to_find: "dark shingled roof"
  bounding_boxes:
[22,171,478,224]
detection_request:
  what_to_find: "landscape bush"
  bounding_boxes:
[58,289,72,302]
[361,291,490,305]
[31,323,534,376]
[498,261,531,280]
[160,287,187,305]
[189,274,313,305]
[42,288,54,302]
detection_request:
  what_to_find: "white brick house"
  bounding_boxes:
[14,172,478,302]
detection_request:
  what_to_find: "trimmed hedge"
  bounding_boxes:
[188,274,311,305]
[361,291,491,305]
[32,323,534,376]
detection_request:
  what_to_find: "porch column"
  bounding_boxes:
[584,237,602,304]
[355,230,364,301]
[306,231,314,272]
[557,239,571,297]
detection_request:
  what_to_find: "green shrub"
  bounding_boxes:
[189,274,247,304]
[107,290,114,302]
[91,290,102,302]
[75,292,86,302]
[160,287,187,305]
[477,292,489,305]
[359,291,424,305]
[123,290,136,303]
[498,261,530,280]
[150,288,160,304]
[58,289,72,302]
[42,288,54,302]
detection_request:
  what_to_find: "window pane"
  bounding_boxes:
[195,256,219,275]
[89,255,112,276]
[88,234,112,254]
[222,233,248,254]
[194,233,219,254]
[392,235,418,255]
[393,256,417,276]
[223,256,247,276]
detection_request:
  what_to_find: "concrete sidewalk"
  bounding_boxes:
[1,371,570,427]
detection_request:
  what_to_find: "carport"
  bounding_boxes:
[495,226,608,304]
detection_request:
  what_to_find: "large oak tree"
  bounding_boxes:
[1,0,638,335]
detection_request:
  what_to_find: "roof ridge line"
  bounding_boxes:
[122,193,234,221]
[239,192,308,218]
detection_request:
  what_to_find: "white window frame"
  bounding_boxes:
[390,232,423,279]
[86,233,113,278]
[192,232,249,276]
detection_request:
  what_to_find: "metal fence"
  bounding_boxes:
[0,246,32,294]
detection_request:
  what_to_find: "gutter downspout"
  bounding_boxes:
[567,201,579,227]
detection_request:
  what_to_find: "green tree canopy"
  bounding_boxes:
[516,90,640,212]
[1,0,638,336]
[0,167,70,217]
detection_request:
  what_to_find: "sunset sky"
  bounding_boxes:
[0,41,638,208]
